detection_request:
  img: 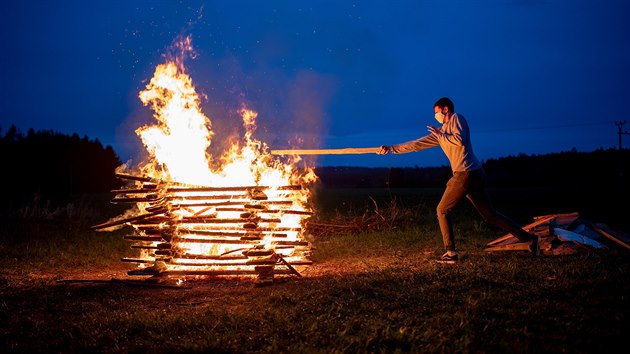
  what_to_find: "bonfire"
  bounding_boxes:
[93,39,317,286]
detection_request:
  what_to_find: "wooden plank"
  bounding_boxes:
[586,222,630,251]
[171,238,259,244]
[167,185,302,192]
[532,212,580,220]
[486,212,580,246]
[90,208,167,230]
[166,259,276,266]
[130,245,159,250]
[110,196,165,203]
[123,236,163,242]
[486,214,555,246]
[164,200,293,208]
[111,187,158,193]
[275,254,303,277]
[485,236,554,253]
[179,254,248,260]
[115,173,154,182]
[121,257,154,263]
[271,147,380,155]
[167,194,247,200]
[214,207,313,215]
[169,269,298,276]
[484,242,530,252]
[272,240,311,246]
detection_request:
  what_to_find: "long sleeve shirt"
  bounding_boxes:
[391,113,482,172]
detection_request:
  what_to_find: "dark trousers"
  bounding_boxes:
[436,169,531,251]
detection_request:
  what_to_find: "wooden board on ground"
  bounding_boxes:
[587,222,630,251]
[483,242,530,252]
[484,211,630,256]
[486,212,580,247]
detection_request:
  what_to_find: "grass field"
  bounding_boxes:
[1,188,628,353]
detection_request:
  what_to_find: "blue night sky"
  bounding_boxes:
[2,0,629,168]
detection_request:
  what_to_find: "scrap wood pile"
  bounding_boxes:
[485,212,630,255]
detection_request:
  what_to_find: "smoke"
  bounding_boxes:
[186,50,338,161]
[118,30,340,167]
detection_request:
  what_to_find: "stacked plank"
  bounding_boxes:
[92,173,314,285]
[485,212,630,255]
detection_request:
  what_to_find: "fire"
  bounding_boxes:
[136,61,214,186]
[99,47,317,283]
[135,61,314,189]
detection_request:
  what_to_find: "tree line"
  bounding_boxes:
[0,125,122,209]
[314,148,629,189]
[1,124,628,210]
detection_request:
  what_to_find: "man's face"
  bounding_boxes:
[434,106,447,124]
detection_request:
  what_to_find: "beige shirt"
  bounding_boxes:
[391,113,482,172]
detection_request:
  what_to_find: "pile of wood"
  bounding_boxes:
[485,212,630,255]
[92,173,314,285]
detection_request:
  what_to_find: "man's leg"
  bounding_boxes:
[437,172,470,252]
[466,172,532,242]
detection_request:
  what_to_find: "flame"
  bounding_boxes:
[136,62,214,186]
[122,52,316,276]
[135,62,313,188]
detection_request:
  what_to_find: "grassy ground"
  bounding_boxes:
[1,189,628,353]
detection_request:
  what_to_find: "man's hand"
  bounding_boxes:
[377,145,392,155]
[427,125,441,136]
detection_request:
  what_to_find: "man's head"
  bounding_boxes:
[433,97,454,124]
[434,97,454,112]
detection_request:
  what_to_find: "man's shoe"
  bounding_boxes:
[436,252,458,264]
[528,234,540,256]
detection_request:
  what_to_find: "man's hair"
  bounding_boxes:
[434,97,454,112]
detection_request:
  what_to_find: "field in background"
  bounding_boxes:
[1,187,629,353]
[312,185,627,232]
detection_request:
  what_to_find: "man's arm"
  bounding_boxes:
[387,134,439,154]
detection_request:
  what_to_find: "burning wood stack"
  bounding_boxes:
[92,173,314,285]
[92,49,318,285]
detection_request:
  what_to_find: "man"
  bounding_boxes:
[378,97,538,263]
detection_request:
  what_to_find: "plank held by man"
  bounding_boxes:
[270,147,380,155]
